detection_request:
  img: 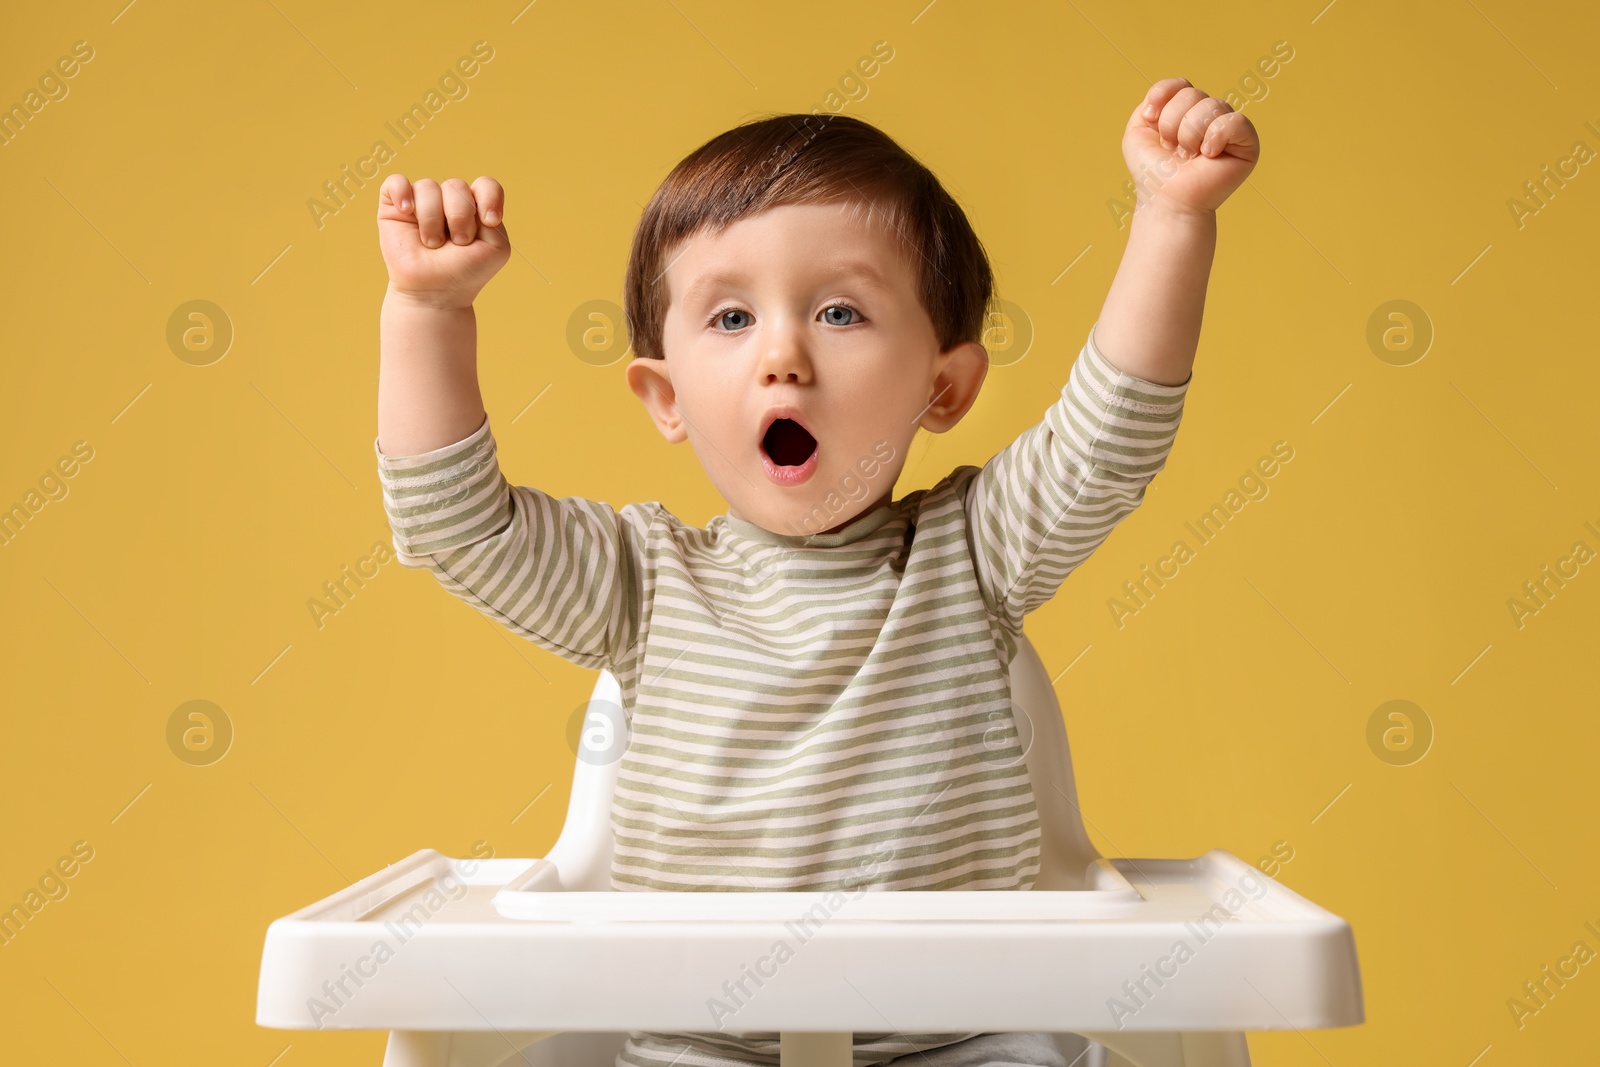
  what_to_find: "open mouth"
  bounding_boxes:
[762,418,818,467]
[759,410,820,486]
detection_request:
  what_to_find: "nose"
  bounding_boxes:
[757,315,814,385]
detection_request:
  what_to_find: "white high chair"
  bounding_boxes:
[256,632,1363,1067]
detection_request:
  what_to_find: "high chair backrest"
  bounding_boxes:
[543,631,1102,891]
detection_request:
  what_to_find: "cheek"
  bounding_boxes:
[833,337,906,389]
[825,380,918,459]
[679,381,745,444]
[855,358,925,416]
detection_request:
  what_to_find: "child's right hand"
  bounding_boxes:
[377,173,511,308]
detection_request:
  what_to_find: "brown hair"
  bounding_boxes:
[623,112,995,363]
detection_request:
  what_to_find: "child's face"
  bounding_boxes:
[625,201,987,539]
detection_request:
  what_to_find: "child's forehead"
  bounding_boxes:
[674,257,899,310]
[665,203,915,293]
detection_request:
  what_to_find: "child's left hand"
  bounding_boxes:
[1123,77,1260,217]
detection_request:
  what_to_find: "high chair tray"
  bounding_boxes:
[491,854,1144,921]
[256,847,1362,1034]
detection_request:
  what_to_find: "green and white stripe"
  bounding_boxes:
[375,323,1189,1067]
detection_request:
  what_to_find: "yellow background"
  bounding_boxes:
[2,1,1596,1064]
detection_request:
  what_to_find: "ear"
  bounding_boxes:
[624,357,689,444]
[918,340,989,433]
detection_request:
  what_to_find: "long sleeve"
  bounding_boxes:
[962,321,1191,633]
[374,416,652,674]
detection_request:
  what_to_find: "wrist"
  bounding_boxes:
[1132,201,1216,235]
[385,282,477,313]
[1131,198,1218,230]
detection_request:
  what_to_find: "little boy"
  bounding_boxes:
[373,77,1258,1067]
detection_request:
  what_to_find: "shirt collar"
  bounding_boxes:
[716,503,896,548]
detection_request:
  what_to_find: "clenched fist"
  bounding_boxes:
[377,173,511,308]
[1123,77,1260,217]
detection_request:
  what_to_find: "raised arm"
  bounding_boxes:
[962,79,1258,631]
[373,174,649,676]
[376,174,506,455]
[1094,77,1260,386]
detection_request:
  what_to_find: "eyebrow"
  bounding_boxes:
[679,260,894,307]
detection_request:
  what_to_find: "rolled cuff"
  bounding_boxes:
[1047,322,1191,479]
[373,416,512,564]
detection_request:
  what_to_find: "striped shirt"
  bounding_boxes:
[375,323,1190,1067]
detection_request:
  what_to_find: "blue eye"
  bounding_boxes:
[703,303,866,331]
[822,304,863,326]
